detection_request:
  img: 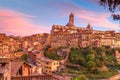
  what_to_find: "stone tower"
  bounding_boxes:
[69,13,74,24]
[66,13,75,27]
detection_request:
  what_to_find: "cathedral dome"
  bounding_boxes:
[66,22,74,26]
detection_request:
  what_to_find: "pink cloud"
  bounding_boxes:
[75,10,118,30]
[0,9,49,36]
[54,1,118,31]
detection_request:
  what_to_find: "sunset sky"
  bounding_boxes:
[0,0,119,36]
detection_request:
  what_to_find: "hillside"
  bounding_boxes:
[44,46,120,79]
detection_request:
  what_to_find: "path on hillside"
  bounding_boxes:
[107,74,120,80]
[59,48,70,65]
[64,51,69,63]
[95,74,120,80]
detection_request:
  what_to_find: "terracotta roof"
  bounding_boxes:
[40,57,53,63]
[0,67,6,74]
[11,61,23,76]
[28,52,36,63]
[10,60,33,77]
[0,58,10,63]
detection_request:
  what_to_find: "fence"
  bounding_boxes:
[11,75,60,80]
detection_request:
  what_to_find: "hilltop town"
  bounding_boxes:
[0,13,120,80]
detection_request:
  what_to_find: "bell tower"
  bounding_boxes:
[66,13,75,27]
[69,13,74,24]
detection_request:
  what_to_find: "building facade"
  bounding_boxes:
[50,13,118,48]
[39,57,60,75]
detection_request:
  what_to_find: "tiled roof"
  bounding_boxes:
[0,58,10,63]
[0,67,6,74]
[10,60,33,77]
[39,57,53,63]
[11,61,23,76]
[28,52,36,63]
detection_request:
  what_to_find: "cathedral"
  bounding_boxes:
[51,13,93,35]
[50,13,119,48]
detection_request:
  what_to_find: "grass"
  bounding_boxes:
[67,68,80,74]
[66,67,118,80]
[86,70,118,80]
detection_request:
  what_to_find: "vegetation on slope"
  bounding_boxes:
[68,46,119,79]
[44,46,120,79]
[44,46,63,60]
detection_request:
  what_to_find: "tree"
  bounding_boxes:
[44,51,62,60]
[99,0,120,30]
[71,75,88,80]
[99,0,120,12]
[86,54,95,61]
[86,61,96,68]
[112,14,120,31]
[112,14,120,21]
[69,50,81,63]
[21,54,28,62]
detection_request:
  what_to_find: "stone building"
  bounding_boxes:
[0,34,6,41]
[50,13,118,48]
[51,13,95,48]
[38,57,60,75]
[114,33,120,47]
[0,60,33,80]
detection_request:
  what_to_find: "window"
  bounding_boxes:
[45,66,48,68]
[46,62,49,65]
[5,77,7,80]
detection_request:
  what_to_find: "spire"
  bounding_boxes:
[66,13,75,27]
[87,23,91,28]
[87,23,93,30]
[69,13,74,24]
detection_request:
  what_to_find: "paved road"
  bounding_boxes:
[98,74,120,80]
[107,74,120,80]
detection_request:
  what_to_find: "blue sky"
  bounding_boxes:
[0,0,119,36]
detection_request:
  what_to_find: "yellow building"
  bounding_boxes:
[37,57,60,74]
[115,41,120,46]
[112,33,120,47]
